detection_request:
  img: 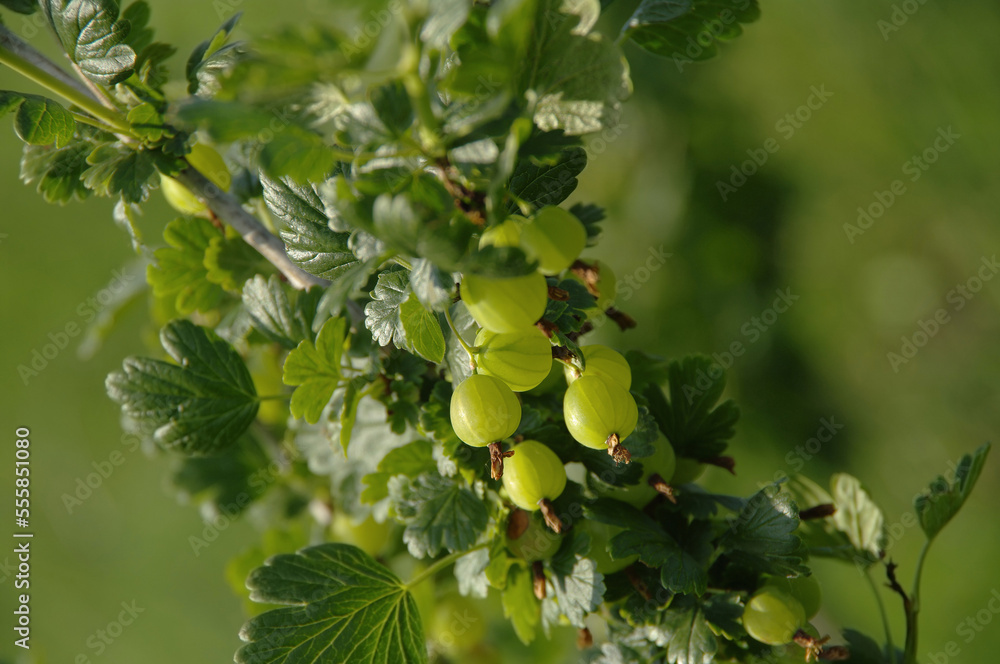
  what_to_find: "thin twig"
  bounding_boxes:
[172,167,328,290]
[0,25,92,99]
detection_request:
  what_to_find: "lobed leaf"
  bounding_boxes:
[282,317,347,424]
[914,442,990,542]
[106,319,259,455]
[236,543,427,664]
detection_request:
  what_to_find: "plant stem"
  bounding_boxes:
[443,305,476,369]
[865,568,896,664]
[0,26,92,100]
[172,167,329,290]
[68,110,122,134]
[903,541,932,664]
[404,541,489,590]
[0,44,132,135]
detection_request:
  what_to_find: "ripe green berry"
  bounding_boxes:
[563,375,638,463]
[430,594,487,653]
[742,586,806,646]
[594,435,677,507]
[502,440,567,532]
[450,374,521,479]
[475,327,553,392]
[519,206,587,275]
[764,574,822,620]
[479,217,524,249]
[564,344,631,390]
[462,271,547,333]
[580,521,638,575]
[671,457,706,484]
[506,510,562,562]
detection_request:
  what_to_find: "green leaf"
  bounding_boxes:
[365,269,411,348]
[421,0,472,49]
[112,199,147,254]
[235,543,427,664]
[646,355,739,459]
[260,172,358,280]
[20,134,94,203]
[542,276,594,334]
[399,295,446,363]
[649,595,719,664]
[623,0,761,62]
[361,439,436,505]
[722,484,807,576]
[260,128,338,184]
[389,473,489,559]
[241,275,321,349]
[829,473,886,562]
[204,233,268,292]
[522,0,631,135]
[186,12,243,96]
[409,258,454,312]
[444,301,477,386]
[502,563,540,644]
[281,317,347,424]
[82,143,156,203]
[41,0,136,85]
[914,442,991,542]
[126,102,166,142]
[169,433,271,521]
[226,523,312,615]
[0,92,76,146]
[569,201,605,242]
[0,0,37,14]
[546,555,604,629]
[701,592,745,641]
[147,217,226,314]
[106,319,259,455]
[507,146,587,212]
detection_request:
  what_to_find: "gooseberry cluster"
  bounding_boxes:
[449,206,643,489]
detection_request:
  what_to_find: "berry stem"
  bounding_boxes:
[606,432,631,464]
[488,441,513,480]
[538,498,563,533]
[532,560,546,600]
[648,473,677,503]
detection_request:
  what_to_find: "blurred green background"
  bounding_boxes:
[1,0,997,662]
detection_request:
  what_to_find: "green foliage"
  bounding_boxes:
[915,441,990,542]
[622,0,761,62]
[40,0,136,85]
[147,217,226,314]
[235,543,427,664]
[3,1,994,663]
[281,317,347,424]
[0,91,75,146]
[106,319,258,455]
